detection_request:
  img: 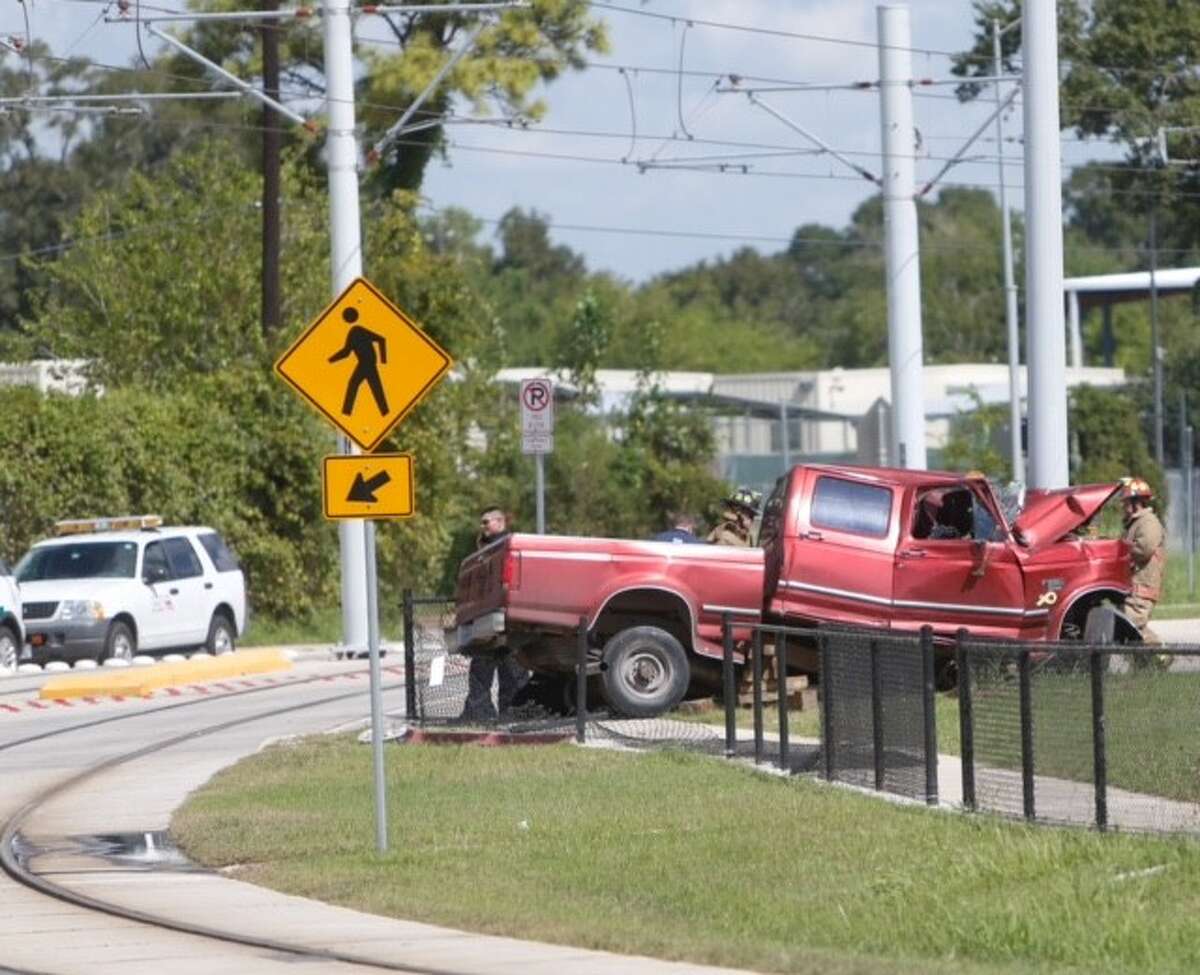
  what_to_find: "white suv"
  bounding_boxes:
[15,516,247,665]
[0,559,22,672]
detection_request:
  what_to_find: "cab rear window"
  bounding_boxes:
[198,532,240,572]
[811,476,892,538]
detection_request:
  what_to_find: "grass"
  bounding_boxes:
[240,606,403,647]
[174,737,1200,975]
[1156,558,1199,609]
[681,668,1200,804]
[969,669,1200,804]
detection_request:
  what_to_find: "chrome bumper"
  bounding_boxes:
[449,610,506,653]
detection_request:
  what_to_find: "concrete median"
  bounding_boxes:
[39,648,293,700]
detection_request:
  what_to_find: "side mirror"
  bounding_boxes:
[143,564,169,585]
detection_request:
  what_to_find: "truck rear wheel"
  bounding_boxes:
[600,626,689,718]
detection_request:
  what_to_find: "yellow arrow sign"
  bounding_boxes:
[275,277,452,451]
[322,454,415,520]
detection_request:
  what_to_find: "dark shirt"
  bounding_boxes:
[652,528,704,544]
[477,529,511,550]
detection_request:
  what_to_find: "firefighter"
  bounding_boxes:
[1119,477,1169,667]
[707,487,761,547]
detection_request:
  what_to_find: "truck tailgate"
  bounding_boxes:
[454,537,509,627]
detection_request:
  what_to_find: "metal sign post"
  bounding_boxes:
[521,379,554,533]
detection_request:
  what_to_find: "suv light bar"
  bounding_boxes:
[54,514,164,536]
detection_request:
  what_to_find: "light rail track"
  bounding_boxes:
[0,664,476,975]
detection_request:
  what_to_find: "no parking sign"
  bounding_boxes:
[521,378,554,455]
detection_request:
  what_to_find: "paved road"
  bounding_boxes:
[1,654,754,975]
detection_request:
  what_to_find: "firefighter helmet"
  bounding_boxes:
[1120,477,1154,502]
[727,486,763,515]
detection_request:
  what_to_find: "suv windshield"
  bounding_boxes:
[16,542,138,582]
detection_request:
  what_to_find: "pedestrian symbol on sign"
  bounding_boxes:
[328,307,389,417]
[273,276,452,452]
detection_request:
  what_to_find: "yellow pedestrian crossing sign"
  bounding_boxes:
[275,276,452,451]
[323,453,414,520]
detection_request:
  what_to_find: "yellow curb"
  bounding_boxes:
[39,648,293,701]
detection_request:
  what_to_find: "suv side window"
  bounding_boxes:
[811,476,892,538]
[163,537,204,579]
[143,541,170,583]
[198,532,240,572]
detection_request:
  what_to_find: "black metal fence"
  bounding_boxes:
[956,634,1200,833]
[403,591,1200,835]
[400,591,728,753]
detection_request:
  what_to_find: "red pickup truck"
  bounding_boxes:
[454,464,1133,716]
[454,534,764,717]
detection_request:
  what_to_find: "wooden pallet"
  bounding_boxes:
[736,675,816,709]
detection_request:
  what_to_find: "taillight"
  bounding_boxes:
[502,551,521,590]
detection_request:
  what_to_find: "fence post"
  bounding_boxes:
[956,629,975,811]
[1090,647,1108,831]
[752,628,764,765]
[723,613,736,759]
[920,626,938,806]
[819,629,834,782]
[870,636,885,792]
[778,632,790,773]
[575,616,588,744]
[402,588,417,723]
[1019,648,1036,821]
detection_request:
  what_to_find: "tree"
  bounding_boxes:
[144,0,608,194]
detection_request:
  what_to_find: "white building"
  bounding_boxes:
[0,359,93,395]
[495,363,1128,491]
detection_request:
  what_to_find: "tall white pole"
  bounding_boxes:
[323,0,387,853]
[1067,289,1083,368]
[878,5,926,470]
[323,0,369,654]
[993,20,1025,485]
[1022,0,1069,488]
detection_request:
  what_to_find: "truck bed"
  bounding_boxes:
[455,533,764,662]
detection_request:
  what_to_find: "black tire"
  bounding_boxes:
[101,621,135,663]
[0,622,18,672]
[205,613,236,655]
[600,626,690,718]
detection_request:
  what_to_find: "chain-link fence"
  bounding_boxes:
[958,631,1200,834]
[400,591,739,754]
[404,592,1200,835]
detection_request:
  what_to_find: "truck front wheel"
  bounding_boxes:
[600,626,690,718]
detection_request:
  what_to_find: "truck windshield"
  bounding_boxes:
[16,542,138,582]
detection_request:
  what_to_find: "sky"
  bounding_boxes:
[8,1,1119,283]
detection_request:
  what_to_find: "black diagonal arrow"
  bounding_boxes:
[347,470,392,503]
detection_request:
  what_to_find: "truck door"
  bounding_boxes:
[777,471,897,627]
[892,483,1027,639]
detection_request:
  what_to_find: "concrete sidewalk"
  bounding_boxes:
[13,673,758,975]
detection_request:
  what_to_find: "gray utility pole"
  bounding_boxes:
[322,0,371,665]
[1021,0,1069,488]
[993,18,1025,485]
[322,0,385,853]
[878,4,926,470]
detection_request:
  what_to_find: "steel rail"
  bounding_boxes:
[0,662,395,754]
[0,668,479,975]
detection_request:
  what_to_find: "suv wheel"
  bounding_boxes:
[102,621,135,663]
[206,613,236,655]
[0,623,18,672]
